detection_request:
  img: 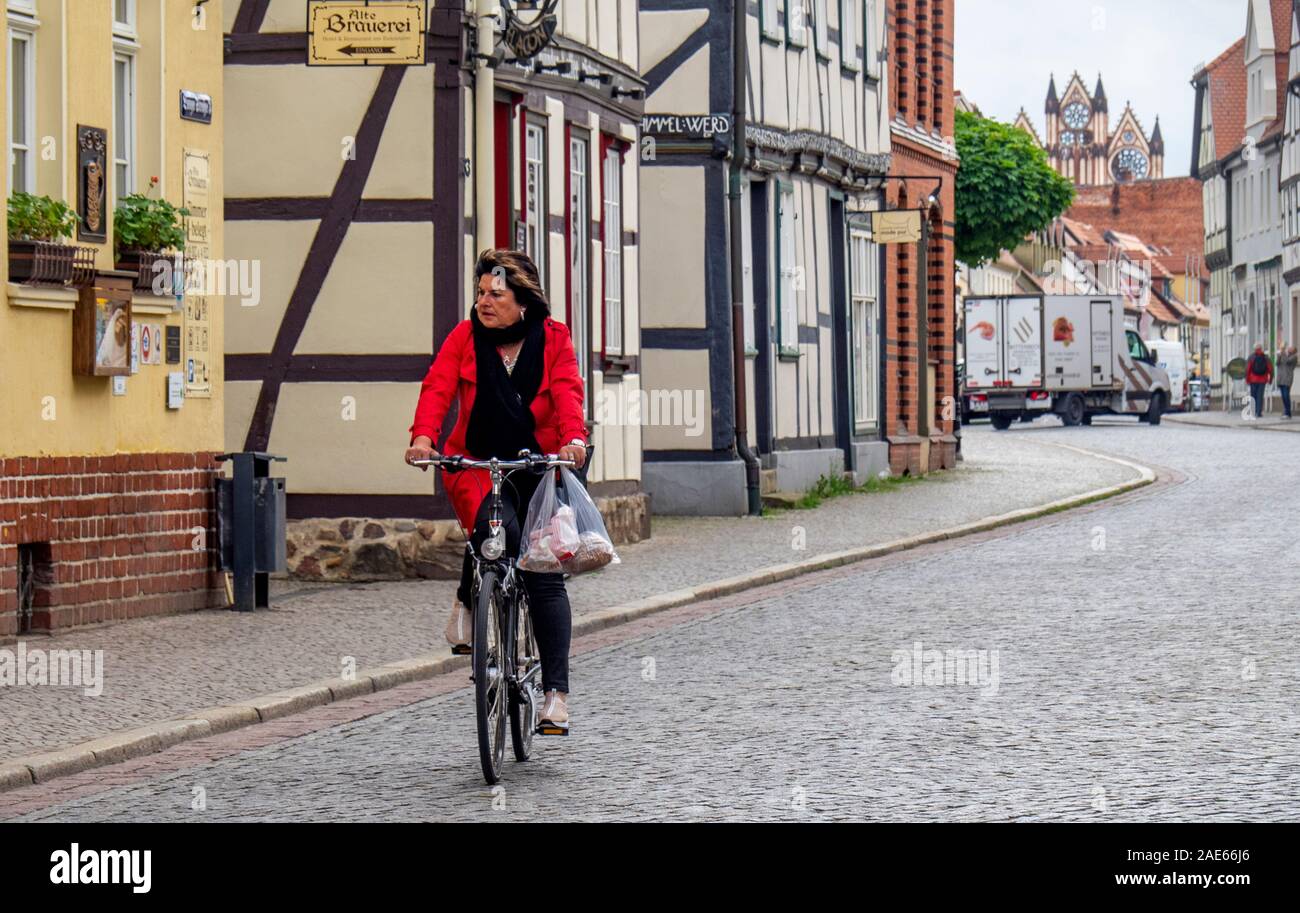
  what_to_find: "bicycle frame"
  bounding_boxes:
[413,451,573,692]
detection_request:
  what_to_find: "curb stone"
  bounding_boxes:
[0,442,1154,795]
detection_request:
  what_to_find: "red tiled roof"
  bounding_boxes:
[1269,0,1292,127]
[1154,286,1191,319]
[1145,294,1181,326]
[1204,37,1247,162]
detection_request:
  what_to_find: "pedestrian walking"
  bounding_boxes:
[1246,344,1274,419]
[405,249,589,733]
[1277,344,1298,419]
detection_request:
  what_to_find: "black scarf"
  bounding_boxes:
[465,309,546,460]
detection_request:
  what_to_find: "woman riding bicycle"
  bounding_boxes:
[404,249,587,733]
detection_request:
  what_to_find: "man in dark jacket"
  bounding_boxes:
[1246,344,1274,419]
[1277,344,1297,419]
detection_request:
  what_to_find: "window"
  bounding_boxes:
[114,0,135,34]
[776,182,799,354]
[524,120,547,287]
[850,228,879,427]
[786,0,807,46]
[568,133,591,394]
[841,0,860,71]
[761,0,782,41]
[864,0,879,77]
[602,143,624,356]
[741,179,756,351]
[8,24,34,194]
[1126,331,1148,361]
[813,0,829,57]
[113,51,136,204]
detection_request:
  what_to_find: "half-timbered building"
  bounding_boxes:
[638,0,893,515]
[222,0,647,569]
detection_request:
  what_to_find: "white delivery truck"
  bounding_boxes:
[963,295,1172,430]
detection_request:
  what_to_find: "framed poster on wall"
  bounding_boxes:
[73,273,134,377]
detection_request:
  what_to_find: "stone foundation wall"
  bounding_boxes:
[287,493,652,582]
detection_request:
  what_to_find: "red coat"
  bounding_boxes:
[409,317,588,529]
[1246,353,1274,385]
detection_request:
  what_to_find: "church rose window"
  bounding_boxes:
[1112,148,1149,181]
[1064,102,1089,129]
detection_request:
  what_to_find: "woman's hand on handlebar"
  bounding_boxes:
[558,443,587,470]
[405,436,439,471]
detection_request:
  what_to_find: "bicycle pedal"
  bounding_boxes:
[536,723,569,737]
[450,645,471,656]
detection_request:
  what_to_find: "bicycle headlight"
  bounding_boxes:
[481,529,505,560]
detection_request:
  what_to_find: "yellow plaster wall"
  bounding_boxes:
[0,0,225,458]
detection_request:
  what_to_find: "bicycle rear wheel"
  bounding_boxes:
[474,570,508,785]
[509,593,541,762]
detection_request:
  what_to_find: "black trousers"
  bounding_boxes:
[455,470,571,694]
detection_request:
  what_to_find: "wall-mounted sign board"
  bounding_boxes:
[640,114,733,140]
[180,90,213,124]
[76,126,108,244]
[308,0,427,66]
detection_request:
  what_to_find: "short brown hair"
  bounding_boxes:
[473,249,551,320]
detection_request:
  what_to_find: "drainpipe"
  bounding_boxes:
[473,1,497,253]
[730,0,762,515]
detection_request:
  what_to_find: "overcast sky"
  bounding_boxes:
[954,0,1251,176]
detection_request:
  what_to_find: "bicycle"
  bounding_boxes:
[412,450,575,785]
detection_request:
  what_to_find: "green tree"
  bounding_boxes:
[954,109,1075,266]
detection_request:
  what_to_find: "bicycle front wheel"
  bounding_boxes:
[474,570,508,785]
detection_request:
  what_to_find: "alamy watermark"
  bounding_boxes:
[150,258,262,308]
[891,641,1000,697]
[0,644,104,697]
[594,387,706,437]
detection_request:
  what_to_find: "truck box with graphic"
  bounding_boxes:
[963,295,1171,429]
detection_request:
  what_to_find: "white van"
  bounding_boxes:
[1146,339,1189,411]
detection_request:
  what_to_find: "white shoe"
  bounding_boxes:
[537,690,569,736]
[444,600,472,654]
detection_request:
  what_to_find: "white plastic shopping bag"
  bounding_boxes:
[517,468,620,575]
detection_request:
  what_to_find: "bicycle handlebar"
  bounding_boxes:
[410,452,575,472]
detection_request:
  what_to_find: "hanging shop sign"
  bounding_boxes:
[501,0,559,60]
[308,0,427,66]
[871,210,923,244]
[76,126,108,244]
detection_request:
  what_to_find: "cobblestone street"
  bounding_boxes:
[4,420,1297,822]
[0,430,1133,763]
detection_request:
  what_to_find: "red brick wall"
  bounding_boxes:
[0,453,224,636]
[887,0,958,476]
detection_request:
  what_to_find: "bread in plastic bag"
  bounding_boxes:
[517,467,620,576]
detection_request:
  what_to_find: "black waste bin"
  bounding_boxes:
[215,452,287,612]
